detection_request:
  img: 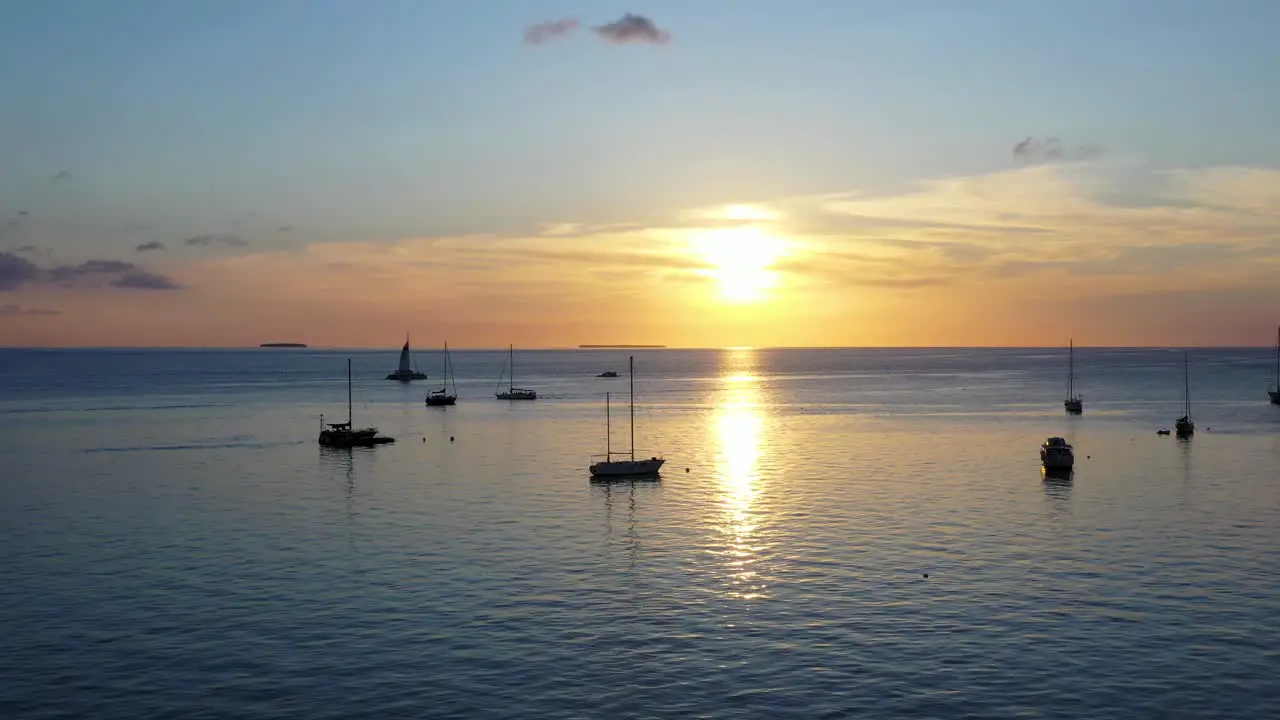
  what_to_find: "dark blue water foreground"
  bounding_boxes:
[2,347,1277,718]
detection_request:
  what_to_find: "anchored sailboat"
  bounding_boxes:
[1175,351,1194,437]
[1064,338,1083,414]
[589,356,665,478]
[426,342,458,406]
[320,359,395,447]
[495,344,536,400]
[1268,326,1279,405]
[386,336,427,381]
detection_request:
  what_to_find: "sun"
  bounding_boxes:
[692,226,787,303]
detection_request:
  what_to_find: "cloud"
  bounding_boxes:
[524,18,580,45]
[0,252,41,290]
[0,303,61,317]
[14,245,39,254]
[1013,136,1102,164]
[112,270,181,290]
[184,233,249,248]
[277,226,295,233]
[52,170,72,184]
[594,13,670,45]
[0,252,180,291]
[136,241,166,252]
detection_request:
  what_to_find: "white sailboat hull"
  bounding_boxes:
[590,457,665,477]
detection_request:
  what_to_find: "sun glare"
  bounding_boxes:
[693,226,787,303]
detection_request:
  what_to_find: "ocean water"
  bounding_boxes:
[1,347,1278,719]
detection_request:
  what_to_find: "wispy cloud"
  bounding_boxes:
[593,14,670,45]
[524,18,580,45]
[184,234,249,248]
[51,170,72,184]
[136,241,166,252]
[1012,136,1102,164]
[276,226,295,233]
[0,303,61,317]
[112,270,180,290]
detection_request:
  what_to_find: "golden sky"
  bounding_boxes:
[3,161,1280,348]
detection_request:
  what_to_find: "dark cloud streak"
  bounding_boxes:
[184,234,249,248]
[112,270,181,290]
[1013,136,1102,164]
[0,303,61,317]
[594,14,670,45]
[0,251,180,291]
[524,18,580,45]
[136,241,166,252]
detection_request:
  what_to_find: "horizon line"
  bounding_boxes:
[1,344,1277,351]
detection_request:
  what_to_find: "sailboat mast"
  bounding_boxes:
[1068,338,1074,398]
[445,342,455,394]
[1184,352,1191,417]
[347,358,353,427]
[1275,326,1279,387]
[509,344,515,392]
[606,392,611,460]
[629,355,635,461]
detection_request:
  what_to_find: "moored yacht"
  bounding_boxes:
[589,356,665,478]
[494,344,537,400]
[1064,338,1083,414]
[320,359,395,447]
[1175,351,1194,437]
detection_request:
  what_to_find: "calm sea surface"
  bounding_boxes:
[1,347,1278,719]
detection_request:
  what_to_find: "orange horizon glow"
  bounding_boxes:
[4,163,1280,349]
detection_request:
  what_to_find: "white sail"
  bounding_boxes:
[398,341,412,374]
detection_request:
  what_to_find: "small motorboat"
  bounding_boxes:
[1040,436,1075,470]
[598,371,618,378]
[1156,429,1171,436]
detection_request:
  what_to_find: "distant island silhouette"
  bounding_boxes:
[259,342,307,348]
[579,344,666,349]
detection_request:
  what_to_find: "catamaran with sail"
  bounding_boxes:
[494,344,536,400]
[589,356,665,478]
[320,359,395,447]
[386,336,428,381]
[426,342,458,406]
[1064,338,1083,414]
[1175,351,1194,437]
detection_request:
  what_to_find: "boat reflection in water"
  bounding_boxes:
[709,348,769,601]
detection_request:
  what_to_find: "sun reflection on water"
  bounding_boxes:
[710,349,770,600]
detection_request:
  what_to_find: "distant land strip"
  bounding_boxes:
[259,342,308,348]
[578,344,666,349]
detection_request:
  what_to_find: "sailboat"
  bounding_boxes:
[1175,351,1194,437]
[1268,326,1279,405]
[425,342,458,406]
[494,344,537,400]
[320,359,395,447]
[1064,338,1083,414]
[589,356,665,478]
[386,336,428,381]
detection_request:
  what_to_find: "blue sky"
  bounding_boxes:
[4,0,1279,250]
